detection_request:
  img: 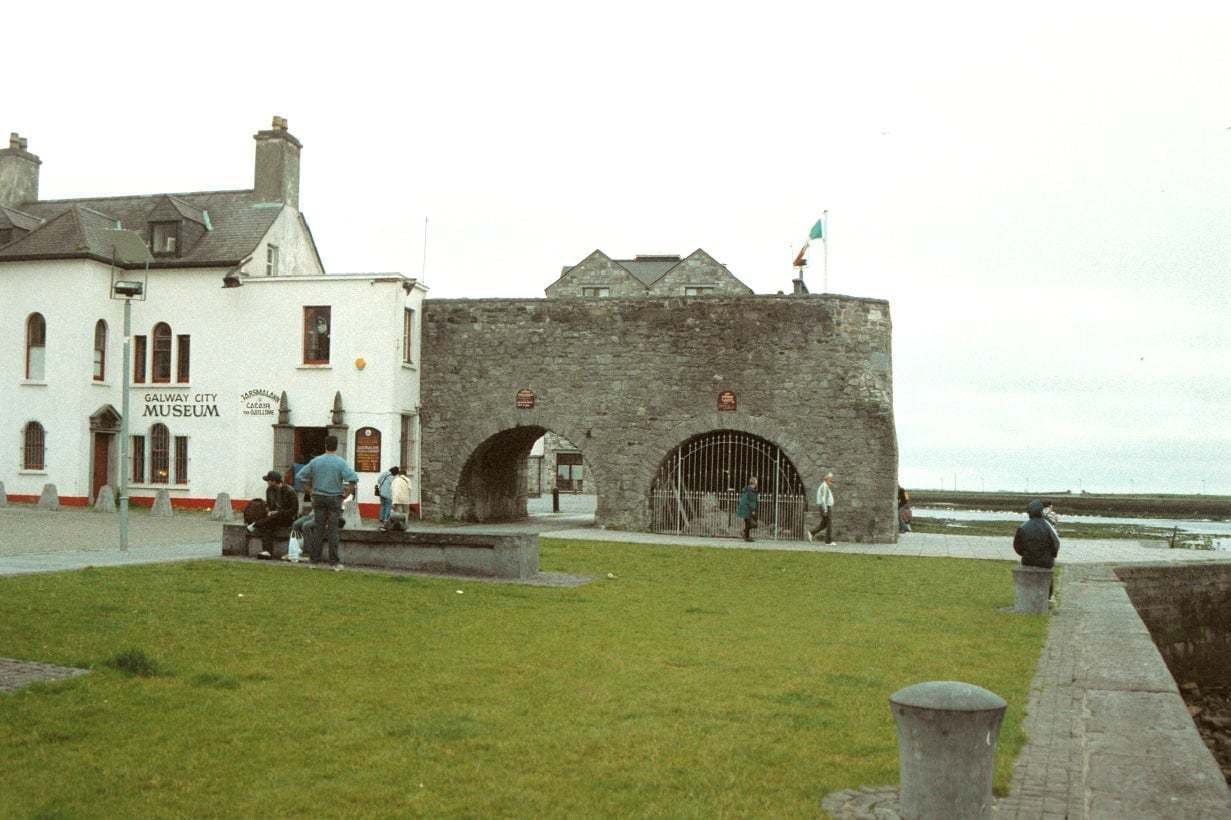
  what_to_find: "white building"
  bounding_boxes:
[0,119,425,517]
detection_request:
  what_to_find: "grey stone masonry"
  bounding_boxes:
[150,489,173,517]
[420,294,898,542]
[209,493,236,522]
[37,483,58,511]
[93,485,116,512]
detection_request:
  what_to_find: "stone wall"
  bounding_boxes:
[545,252,646,298]
[420,294,899,542]
[1116,563,1231,688]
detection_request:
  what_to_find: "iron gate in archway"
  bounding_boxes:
[649,430,807,540]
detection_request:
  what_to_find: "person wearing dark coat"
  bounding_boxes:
[249,470,300,558]
[736,477,759,542]
[1013,499,1060,569]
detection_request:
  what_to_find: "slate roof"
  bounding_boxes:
[616,256,681,287]
[0,189,289,269]
[0,206,44,232]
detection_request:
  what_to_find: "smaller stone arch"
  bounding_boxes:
[453,424,603,523]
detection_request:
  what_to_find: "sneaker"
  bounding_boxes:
[246,523,256,533]
[806,531,813,542]
[333,565,343,572]
[825,541,836,546]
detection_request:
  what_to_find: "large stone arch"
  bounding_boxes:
[420,295,898,542]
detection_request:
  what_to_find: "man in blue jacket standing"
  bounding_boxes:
[298,435,358,567]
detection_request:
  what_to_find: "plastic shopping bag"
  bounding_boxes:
[286,532,303,562]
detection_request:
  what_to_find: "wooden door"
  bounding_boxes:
[92,433,111,502]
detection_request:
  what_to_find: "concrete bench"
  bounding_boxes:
[221,524,539,580]
[1012,565,1053,613]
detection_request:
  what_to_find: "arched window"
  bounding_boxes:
[152,323,172,383]
[23,421,45,470]
[150,423,170,483]
[25,313,46,380]
[93,320,107,381]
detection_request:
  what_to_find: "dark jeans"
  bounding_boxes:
[742,515,756,541]
[810,511,833,542]
[312,493,344,564]
[253,510,297,554]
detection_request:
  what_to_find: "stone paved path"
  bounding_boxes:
[0,658,88,692]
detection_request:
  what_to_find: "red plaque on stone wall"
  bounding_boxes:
[515,388,536,409]
[354,427,381,473]
[718,390,737,411]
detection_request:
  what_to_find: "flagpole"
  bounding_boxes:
[822,209,829,293]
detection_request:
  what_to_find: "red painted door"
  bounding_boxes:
[92,433,110,502]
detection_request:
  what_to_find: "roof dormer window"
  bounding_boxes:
[151,222,180,257]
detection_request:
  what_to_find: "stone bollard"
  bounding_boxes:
[889,681,1007,820]
[1012,565,1053,613]
[37,483,60,511]
[94,485,116,513]
[209,493,236,522]
[150,489,174,517]
[342,496,362,529]
[0,480,6,507]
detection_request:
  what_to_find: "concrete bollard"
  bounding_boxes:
[0,480,6,507]
[37,483,60,511]
[94,485,116,513]
[150,489,174,517]
[342,496,362,529]
[890,681,1006,820]
[209,493,236,522]
[1012,565,1053,613]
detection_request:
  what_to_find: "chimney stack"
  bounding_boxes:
[253,115,301,209]
[0,132,41,208]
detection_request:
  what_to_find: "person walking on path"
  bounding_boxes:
[298,435,358,566]
[736,477,759,542]
[808,472,836,544]
[248,471,299,558]
[897,485,912,533]
[374,466,399,525]
[1014,499,1060,569]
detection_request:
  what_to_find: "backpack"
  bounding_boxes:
[243,498,268,525]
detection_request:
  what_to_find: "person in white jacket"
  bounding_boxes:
[807,472,835,544]
[382,468,415,530]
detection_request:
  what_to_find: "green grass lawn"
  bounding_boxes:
[0,540,1047,818]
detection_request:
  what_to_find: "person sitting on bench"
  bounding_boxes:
[248,470,299,558]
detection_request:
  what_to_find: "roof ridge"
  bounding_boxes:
[29,188,254,204]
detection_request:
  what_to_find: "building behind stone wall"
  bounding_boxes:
[420,294,898,542]
[545,249,752,299]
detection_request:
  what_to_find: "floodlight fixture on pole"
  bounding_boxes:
[106,230,154,552]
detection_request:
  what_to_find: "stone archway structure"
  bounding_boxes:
[420,294,899,542]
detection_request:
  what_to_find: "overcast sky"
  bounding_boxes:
[8,2,1229,495]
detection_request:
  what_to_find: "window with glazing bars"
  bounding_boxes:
[176,335,190,383]
[150,424,170,483]
[23,421,45,470]
[131,435,145,482]
[174,436,189,484]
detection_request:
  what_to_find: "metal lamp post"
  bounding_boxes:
[107,231,152,552]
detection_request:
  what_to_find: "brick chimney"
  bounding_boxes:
[253,116,301,208]
[0,133,41,208]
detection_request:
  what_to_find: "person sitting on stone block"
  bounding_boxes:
[1014,499,1059,598]
[248,471,299,559]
